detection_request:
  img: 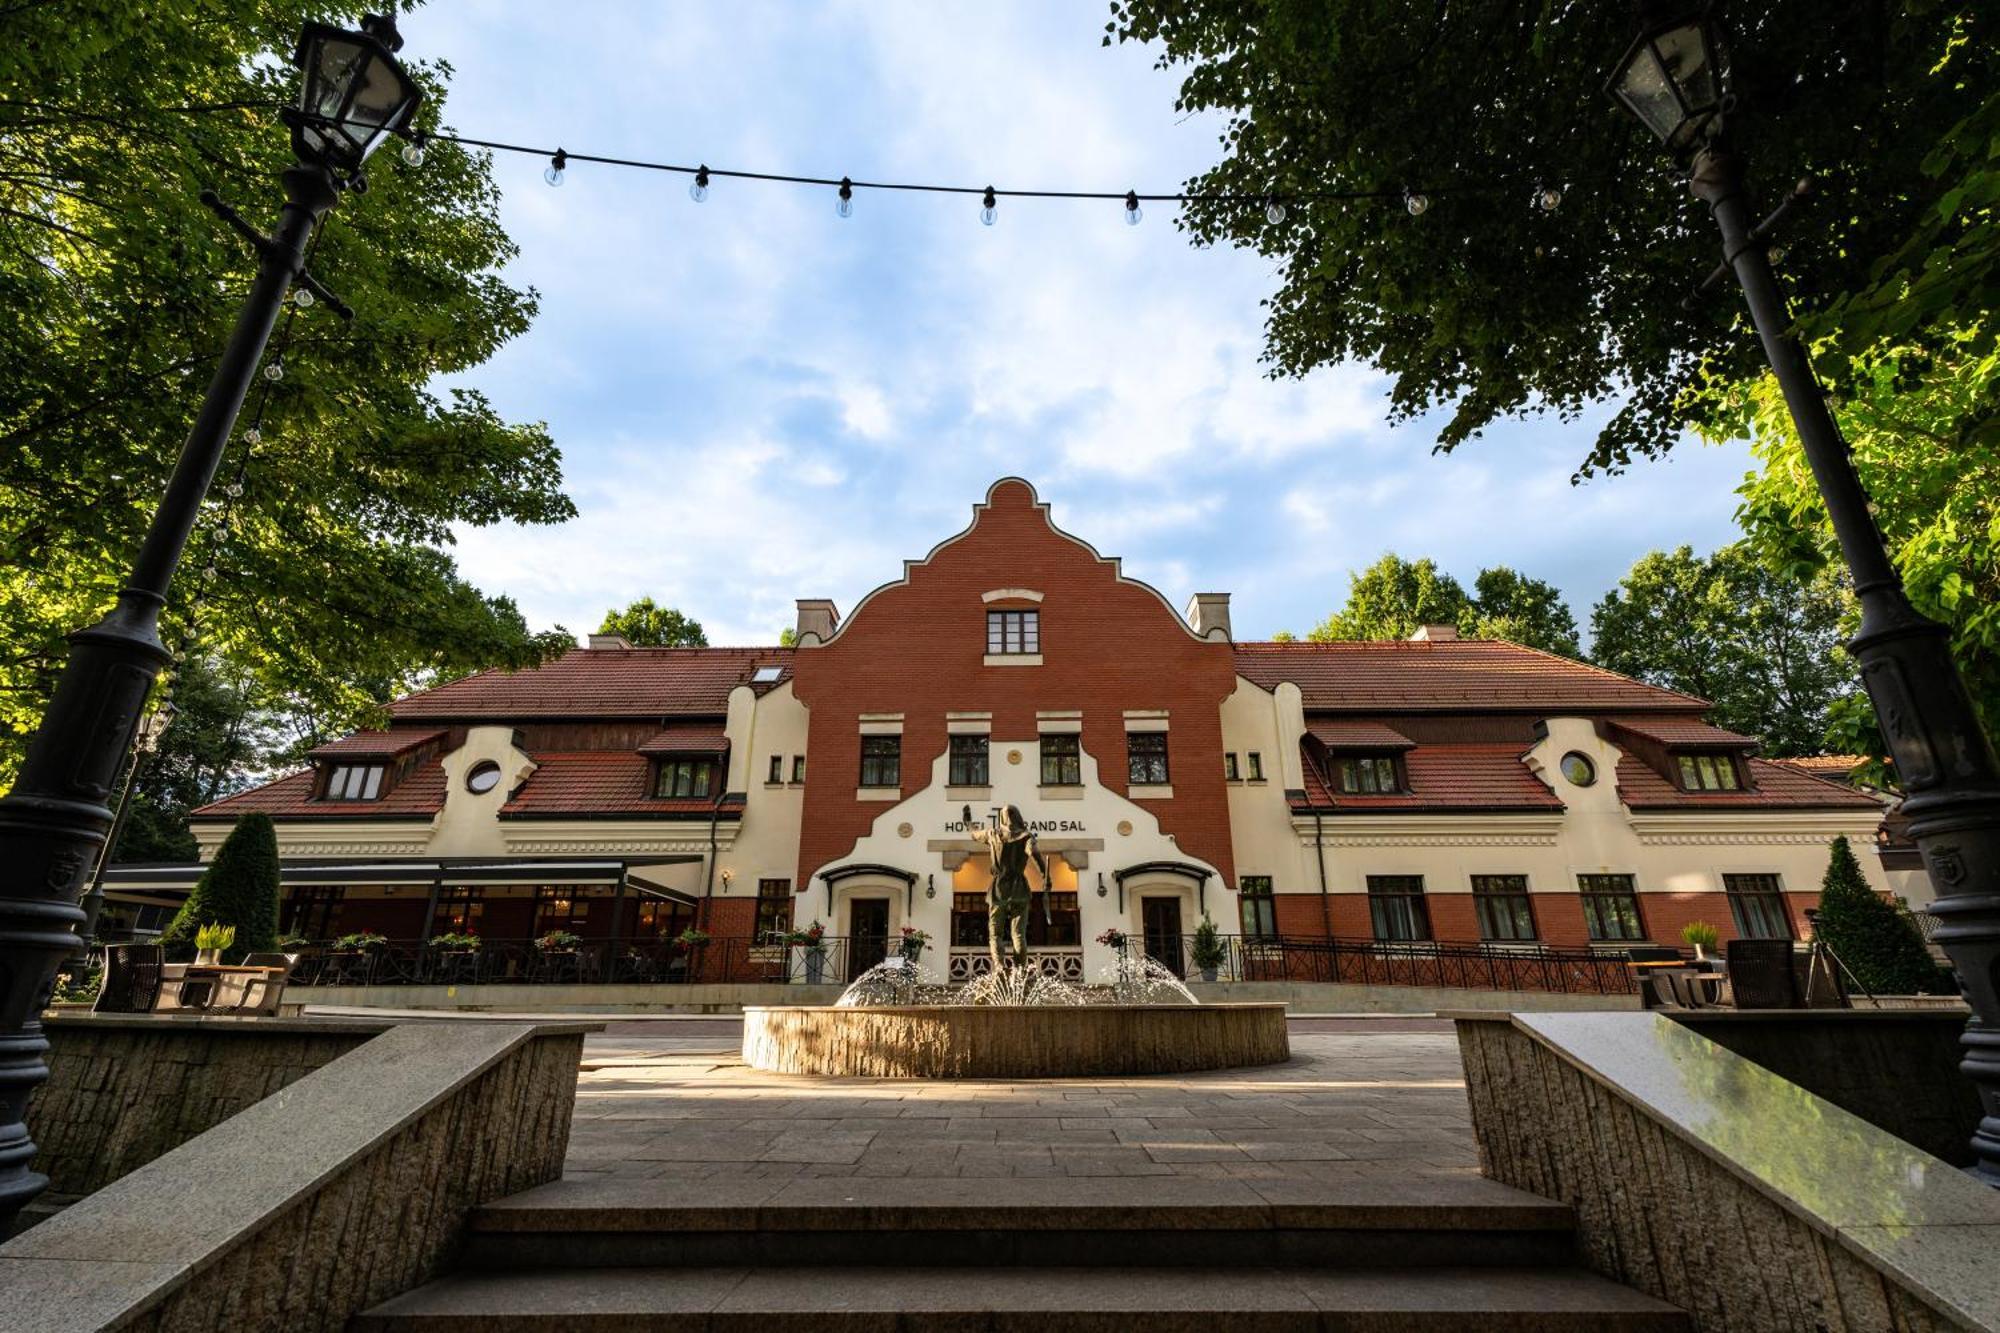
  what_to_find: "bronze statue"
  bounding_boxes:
[964,803,1049,972]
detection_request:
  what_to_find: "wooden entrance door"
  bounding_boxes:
[849,898,891,980]
[1141,897,1185,977]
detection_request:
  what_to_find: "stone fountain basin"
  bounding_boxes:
[741,1003,1290,1079]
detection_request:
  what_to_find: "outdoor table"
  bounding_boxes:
[178,964,284,1013]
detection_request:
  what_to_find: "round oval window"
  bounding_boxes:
[465,760,502,794]
[1560,752,1597,787]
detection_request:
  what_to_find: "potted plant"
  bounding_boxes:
[789,920,829,983]
[898,925,931,963]
[1190,916,1225,983]
[332,931,386,954]
[536,929,582,953]
[1095,927,1129,954]
[675,926,711,953]
[194,923,236,966]
[429,931,481,953]
[1680,920,1721,964]
[276,932,312,952]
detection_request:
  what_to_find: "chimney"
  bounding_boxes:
[1184,592,1232,642]
[586,632,634,650]
[794,598,840,646]
[1408,624,1459,642]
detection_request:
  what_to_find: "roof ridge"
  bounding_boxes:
[1496,639,1713,709]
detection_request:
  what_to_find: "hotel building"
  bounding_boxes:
[110,478,1891,988]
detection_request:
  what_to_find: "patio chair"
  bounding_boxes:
[223,952,294,1016]
[1725,938,1801,1009]
[93,944,163,1013]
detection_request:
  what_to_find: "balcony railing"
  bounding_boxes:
[279,933,1639,994]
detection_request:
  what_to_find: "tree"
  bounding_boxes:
[1729,334,2000,761]
[0,3,576,787]
[1590,545,1855,755]
[598,598,707,648]
[778,626,798,647]
[1809,836,1952,996]
[1106,2,1995,473]
[1468,567,1581,659]
[157,812,279,961]
[1307,554,1580,656]
[117,656,278,863]
[1309,555,1468,641]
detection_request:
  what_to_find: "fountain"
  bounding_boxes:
[743,946,1289,1079]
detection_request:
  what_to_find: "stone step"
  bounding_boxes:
[352,1264,1690,1330]
[462,1175,1580,1270]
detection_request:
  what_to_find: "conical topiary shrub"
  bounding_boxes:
[1809,834,1953,996]
[157,813,280,962]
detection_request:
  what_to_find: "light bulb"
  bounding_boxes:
[401,138,426,168]
[1405,190,1429,216]
[1537,185,1563,211]
[980,186,997,226]
[243,427,262,446]
[1265,197,1286,225]
[202,565,218,581]
[262,361,283,382]
[837,177,854,218]
[224,482,243,498]
[1124,191,1143,225]
[689,165,710,203]
[544,149,566,187]
[294,287,314,307]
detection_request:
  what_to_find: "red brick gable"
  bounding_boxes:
[789,477,1239,886]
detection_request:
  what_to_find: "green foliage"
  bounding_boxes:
[777,626,798,647]
[0,2,576,787]
[157,813,278,959]
[332,931,386,951]
[1728,334,2000,763]
[1679,921,1719,951]
[429,931,481,950]
[536,929,581,951]
[1308,554,1579,656]
[597,598,707,647]
[1810,836,1954,996]
[1190,916,1225,971]
[194,923,237,953]
[115,655,281,861]
[1105,1,1993,473]
[1590,546,1856,756]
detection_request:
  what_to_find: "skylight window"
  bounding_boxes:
[751,665,783,684]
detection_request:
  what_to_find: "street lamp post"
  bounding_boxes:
[0,15,420,1224]
[76,700,178,945]
[1610,7,2000,1183]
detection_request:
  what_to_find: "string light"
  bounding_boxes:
[262,360,283,381]
[401,130,426,168]
[543,148,566,186]
[836,176,854,218]
[689,165,710,202]
[293,287,314,307]
[1537,185,1563,211]
[980,185,997,226]
[1404,189,1429,216]
[1265,196,1286,225]
[1123,190,1142,225]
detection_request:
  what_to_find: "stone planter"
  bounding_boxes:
[1198,966,1218,983]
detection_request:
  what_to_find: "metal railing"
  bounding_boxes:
[1168,933,1642,995]
[277,932,1639,994]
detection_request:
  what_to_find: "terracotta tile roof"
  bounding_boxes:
[1615,754,1882,811]
[1306,719,1415,750]
[1610,716,1756,748]
[388,647,793,721]
[192,761,447,820]
[1773,754,1872,783]
[306,728,445,760]
[637,725,731,756]
[500,751,743,819]
[1236,640,1707,712]
[1294,741,1565,813]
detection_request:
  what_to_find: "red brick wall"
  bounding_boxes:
[791,479,1240,890]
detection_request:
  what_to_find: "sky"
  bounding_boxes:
[407,1,1755,649]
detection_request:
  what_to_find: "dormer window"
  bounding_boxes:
[1335,754,1402,794]
[654,758,716,799]
[1677,753,1742,791]
[324,763,383,801]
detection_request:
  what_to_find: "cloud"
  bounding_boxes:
[413,2,1758,651]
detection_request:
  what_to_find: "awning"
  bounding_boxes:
[102,855,703,906]
[815,862,917,912]
[1111,859,1215,912]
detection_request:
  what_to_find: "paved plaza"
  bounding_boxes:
[562,1017,1480,1185]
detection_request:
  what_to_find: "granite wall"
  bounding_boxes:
[1,1021,589,1333]
[31,1016,385,1197]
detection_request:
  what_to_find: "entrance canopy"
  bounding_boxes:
[816,861,918,912]
[1111,859,1215,912]
[102,855,705,909]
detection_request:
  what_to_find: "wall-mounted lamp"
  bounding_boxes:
[926,873,936,900]
[1096,872,1107,899]
[719,868,734,891]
